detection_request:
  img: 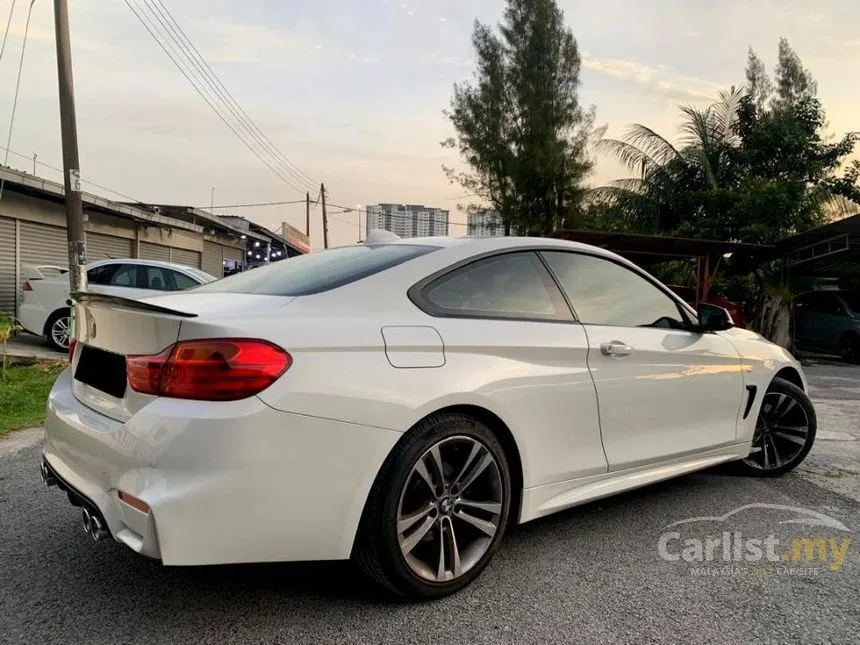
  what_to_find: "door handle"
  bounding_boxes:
[600,340,633,357]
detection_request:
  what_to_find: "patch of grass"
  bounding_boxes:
[0,362,66,436]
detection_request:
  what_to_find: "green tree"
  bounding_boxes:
[443,0,600,235]
[592,88,743,235]
[592,39,857,244]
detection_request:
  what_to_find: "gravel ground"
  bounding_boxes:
[1,365,858,645]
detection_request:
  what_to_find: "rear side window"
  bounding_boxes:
[170,271,198,291]
[192,244,437,296]
[417,252,570,321]
[88,263,138,287]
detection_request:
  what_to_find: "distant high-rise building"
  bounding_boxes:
[467,210,510,236]
[365,204,449,238]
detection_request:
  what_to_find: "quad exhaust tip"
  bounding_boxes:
[81,509,109,541]
[39,462,57,487]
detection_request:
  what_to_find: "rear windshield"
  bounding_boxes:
[192,244,437,296]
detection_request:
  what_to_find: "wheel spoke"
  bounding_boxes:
[773,396,797,423]
[454,508,497,537]
[400,515,435,555]
[766,435,784,467]
[762,437,772,469]
[398,505,432,534]
[413,460,435,493]
[457,498,502,515]
[452,441,481,487]
[447,518,461,578]
[457,453,494,493]
[428,445,446,489]
[773,425,807,445]
[436,522,446,581]
[773,424,807,436]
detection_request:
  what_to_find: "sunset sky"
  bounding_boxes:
[2,0,858,248]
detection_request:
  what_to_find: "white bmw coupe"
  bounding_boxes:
[41,234,816,599]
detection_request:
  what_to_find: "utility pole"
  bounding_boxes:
[305,191,310,237]
[320,183,328,249]
[33,152,37,175]
[53,0,86,295]
[357,207,361,243]
[210,186,215,213]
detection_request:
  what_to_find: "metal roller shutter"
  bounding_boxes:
[202,241,223,278]
[170,247,201,269]
[19,221,67,267]
[139,242,170,262]
[223,245,244,262]
[87,232,133,262]
[0,217,15,315]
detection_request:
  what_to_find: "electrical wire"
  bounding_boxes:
[204,199,308,209]
[0,0,17,63]
[0,145,152,206]
[324,201,468,228]
[145,0,316,191]
[0,0,36,203]
[124,0,315,196]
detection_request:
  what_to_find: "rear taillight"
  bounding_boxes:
[69,339,77,361]
[22,281,32,291]
[126,339,291,401]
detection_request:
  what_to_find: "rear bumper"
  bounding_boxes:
[44,369,401,565]
[18,302,49,337]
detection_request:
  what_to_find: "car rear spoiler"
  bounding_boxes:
[68,292,198,318]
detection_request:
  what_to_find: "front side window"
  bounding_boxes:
[421,252,567,321]
[542,251,688,329]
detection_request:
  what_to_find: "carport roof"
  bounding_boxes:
[550,229,772,263]
[776,213,860,278]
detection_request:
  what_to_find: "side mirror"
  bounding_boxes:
[697,302,734,332]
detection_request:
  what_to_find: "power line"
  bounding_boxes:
[142,0,316,191]
[0,145,150,205]
[325,201,469,228]
[0,0,37,203]
[124,0,315,196]
[204,199,308,209]
[0,0,18,64]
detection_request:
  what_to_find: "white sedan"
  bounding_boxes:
[40,234,816,600]
[19,258,215,351]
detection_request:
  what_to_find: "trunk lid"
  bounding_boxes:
[70,292,294,422]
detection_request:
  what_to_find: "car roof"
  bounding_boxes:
[381,234,622,258]
[88,258,204,274]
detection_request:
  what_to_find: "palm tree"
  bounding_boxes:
[591,88,744,235]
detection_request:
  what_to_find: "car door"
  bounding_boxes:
[414,251,608,487]
[541,251,744,471]
[86,263,145,299]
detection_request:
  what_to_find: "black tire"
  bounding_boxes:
[736,377,817,478]
[44,308,71,352]
[840,333,860,364]
[354,412,512,600]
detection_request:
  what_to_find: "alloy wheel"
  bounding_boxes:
[51,316,71,350]
[396,435,504,583]
[743,391,811,471]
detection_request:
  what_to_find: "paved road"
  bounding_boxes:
[1,367,859,644]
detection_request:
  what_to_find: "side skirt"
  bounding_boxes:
[518,442,751,523]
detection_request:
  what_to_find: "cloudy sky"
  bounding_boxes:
[1,0,858,248]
